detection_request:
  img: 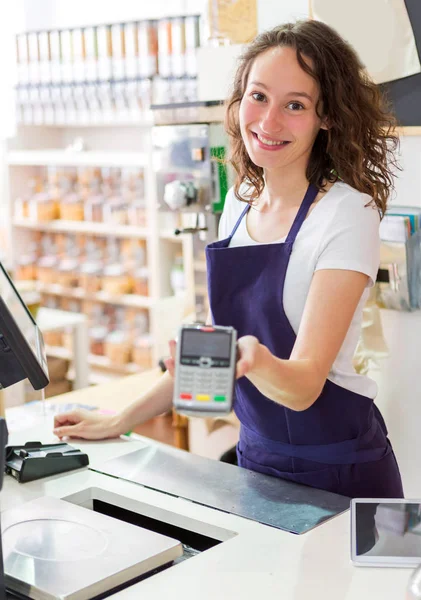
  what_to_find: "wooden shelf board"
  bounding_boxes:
[7,150,148,167]
[37,283,152,308]
[45,344,72,360]
[14,219,148,238]
[46,345,142,376]
[159,231,184,242]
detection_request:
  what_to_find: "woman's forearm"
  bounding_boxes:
[246,344,324,411]
[116,371,175,434]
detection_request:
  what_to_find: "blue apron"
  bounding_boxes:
[206,184,403,498]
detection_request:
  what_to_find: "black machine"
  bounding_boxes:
[0,262,49,391]
[0,418,8,600]
[0,261,88,597]
[0,260,90,485]
[5,442,89,483]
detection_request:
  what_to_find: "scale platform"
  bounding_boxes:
[2,496,183,600]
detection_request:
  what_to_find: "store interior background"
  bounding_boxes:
[0,0,421,498]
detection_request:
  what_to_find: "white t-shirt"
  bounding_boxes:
[218,181,380,398]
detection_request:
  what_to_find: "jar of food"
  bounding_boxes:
[15,255,37,281]
[89,325,108,356]
[59,193,84,221]
[128,201,147,227]
[102,264,132,295]
[79,260,103,293]
[103,198,129,226]
[104,329,132,365]
[36,255,59,284]
[132,335,153,369]
[133,310,149,336]
[62,327,74,353]
[57,257,80,288]
[132,266,149,296]
[84,195,104,222]
[28,193,57,222]
[42,330,64,347]
[14,196,30,220]
[15,283,41,319]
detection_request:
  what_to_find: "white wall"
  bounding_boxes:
[390,135,421,207]
[369,310,421,496]
[19,0,207,31]
[257,0,309,32]
[19,0,309,33]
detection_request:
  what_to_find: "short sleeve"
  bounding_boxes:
[218,187,237,240]
[218,205,229,240]
[315,193,380,287]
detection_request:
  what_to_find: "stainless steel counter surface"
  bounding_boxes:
[93,443,350,535]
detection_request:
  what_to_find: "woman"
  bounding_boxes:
[54,20,403,499]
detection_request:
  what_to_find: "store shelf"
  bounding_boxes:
[22,118,154,129]
[37,283,152,308]
[13,219,148,239]
[6,150,148,167]
[87,354,141,374]
[46,345,142,378]
[159,231,184,242]
[37,306,86,331]
[46,345,140,373]
[45,344,72,360]
[67,369,122,385]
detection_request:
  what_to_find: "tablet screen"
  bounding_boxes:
[354,501,421,560]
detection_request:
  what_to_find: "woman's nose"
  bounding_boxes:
[260,107,284,134]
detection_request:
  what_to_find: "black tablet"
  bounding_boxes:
[0,262,49,390]
[351,498,421,567]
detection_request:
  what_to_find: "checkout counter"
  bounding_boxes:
[0,261,414,599]
[2,400,413,600]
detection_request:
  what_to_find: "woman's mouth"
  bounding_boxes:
[252,132,291,150]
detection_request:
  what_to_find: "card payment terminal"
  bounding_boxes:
[173,324,237,417]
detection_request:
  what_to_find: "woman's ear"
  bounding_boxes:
[320,117,330,131]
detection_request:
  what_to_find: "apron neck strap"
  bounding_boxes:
[285,183,319,244]
[229,203,250,238]
[228,183,319,242]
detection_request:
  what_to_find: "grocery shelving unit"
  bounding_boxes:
[5,122,196,384]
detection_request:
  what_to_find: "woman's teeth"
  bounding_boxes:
[257,134,288,146]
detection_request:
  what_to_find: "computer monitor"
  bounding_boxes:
[0,418,7,600]
[0,262,49,390]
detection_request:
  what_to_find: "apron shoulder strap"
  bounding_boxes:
[229,204,251,239]
[285,184,319,244]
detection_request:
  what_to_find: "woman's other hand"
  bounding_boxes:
[53,409,123,440]
[236,335,261,378]
[163,339,177,377]
[165,335,263,380]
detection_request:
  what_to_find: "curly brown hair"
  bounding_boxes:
[225,20,400,216]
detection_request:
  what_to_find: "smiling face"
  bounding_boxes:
[239,46,327,176]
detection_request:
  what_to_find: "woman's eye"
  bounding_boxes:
[287,102,304,110]
[251,92,266,102]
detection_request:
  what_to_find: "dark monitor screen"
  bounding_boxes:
[0,263,49,390]
[181,330,232,359]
